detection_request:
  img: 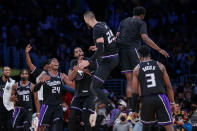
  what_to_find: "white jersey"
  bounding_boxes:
[36,71,46,101]
[3,78,15,111]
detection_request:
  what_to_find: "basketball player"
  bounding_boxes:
[80,11,120,126]
[116,6,169,112]
[0,66,15,131]
[34,58,72,131]
[25,44,51,102]
[10,69,40,131]
[131,46,175,131]
[68,47,96,131]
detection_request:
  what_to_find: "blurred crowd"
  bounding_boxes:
[0,0,196,77]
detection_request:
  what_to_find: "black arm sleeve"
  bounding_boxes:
[33,82,43,92]
[132,93,139,112]
[89,42,104,62]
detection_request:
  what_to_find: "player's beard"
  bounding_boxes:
[3,75,10,79]
[21,77,28,81]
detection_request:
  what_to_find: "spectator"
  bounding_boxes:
[113,113,132,131]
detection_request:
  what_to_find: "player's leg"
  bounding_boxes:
[12,107,23,131]
[90,57,119,111]
[52,105,64,131]
[124,72,133,111]
[164,124,174,131]
[156,94,174,131]
[38,104,51,131]
[141,96,157,130]
[69,97,83,131]
[81,110,92,131]
[120,48,140,111]
[23,109,33,131]
[82,95,95,131]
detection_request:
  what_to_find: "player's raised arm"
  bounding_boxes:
[141,34,169,58]
[25,44,36,72]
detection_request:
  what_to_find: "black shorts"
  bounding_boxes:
[119,48,139,73]
[70,95,95,114]
[12,107,32,128]
[93,54,119,83]
[140,94,173,126]
[38,104,63,126]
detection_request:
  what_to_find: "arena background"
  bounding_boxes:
[0,0,197,130]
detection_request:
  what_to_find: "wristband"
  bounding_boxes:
[36,113,40,114]
[170,102,175,105]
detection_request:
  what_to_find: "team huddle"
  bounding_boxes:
[0,7,176,131]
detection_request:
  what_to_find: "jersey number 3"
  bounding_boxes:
[106,30,114,44]
[145,73,156,88]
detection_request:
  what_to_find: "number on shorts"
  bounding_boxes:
[52,86,60,94]
[106,30,114,44]
[145,73,156,88]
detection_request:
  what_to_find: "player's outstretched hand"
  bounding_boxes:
[159,49,170,58]
[25,44,32,53]
[79,60,90,69]
[89,46,97,51]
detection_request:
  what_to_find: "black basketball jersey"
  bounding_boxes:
[138,60,166,96]
[16,81,33,109]
[69,58,95,97]
[43,72,63,105]
[93,22,118,56]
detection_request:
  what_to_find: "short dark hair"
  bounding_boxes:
[41,59,50,68]
[133,6,146,16]
[3,66,10,71]
[20,69,29,76]
[138,46,150,57]
[84,11,95,19]
[48,58,58,64]
[73,47,82,55]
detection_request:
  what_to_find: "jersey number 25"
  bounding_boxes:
[106,30,114,44]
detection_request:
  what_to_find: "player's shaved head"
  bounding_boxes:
[138,46,150,58]
[84,11,95,19]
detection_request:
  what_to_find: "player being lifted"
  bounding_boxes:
[116,6,169,112]
[79,11,120,126]
[33,58,72,131]
[11,69,40,131]
[131,46,175,131]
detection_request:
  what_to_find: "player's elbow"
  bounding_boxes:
[141,34,149,42]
